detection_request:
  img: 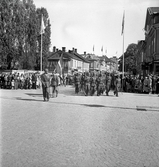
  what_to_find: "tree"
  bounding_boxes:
[118,43,138,74]
[0,0,51,70]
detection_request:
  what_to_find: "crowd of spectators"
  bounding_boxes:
[122,74,159,95]
[0,72,41,90]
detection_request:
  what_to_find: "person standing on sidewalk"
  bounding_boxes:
[156,75,159,96]
[41,68,50,101]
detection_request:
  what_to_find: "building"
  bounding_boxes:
[144,7,159,75]
[48,47,89,75]
[136,40,146,76]
[109,56,118,72]
[81,53,101,72]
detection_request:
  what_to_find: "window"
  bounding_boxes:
[154,36,155,53]
[152,40,153,54]
[149,45,150,56]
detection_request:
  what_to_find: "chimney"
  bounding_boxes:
[62,47,66,52]
[53,46,56,52]
[84,51,86,55]
[75,49,77,53]
[69,50,73,53]
[72,47,75,52]
[56,48,59,52]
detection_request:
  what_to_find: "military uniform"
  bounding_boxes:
[74,74,81,94]
[84,75,90,96]
[90,75,96,96]
[41,70,50,101]
[105,74,112,96]
[114,75,121,97]
[96,75,104,96]
[50,74,59,97]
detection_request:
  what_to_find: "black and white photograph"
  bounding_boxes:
[0,0,159,166]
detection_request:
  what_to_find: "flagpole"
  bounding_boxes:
[122,29,124,91]
[122,11,125,92]
[93,45,94,54]
[40,13,43,73]
[40,31,43,72]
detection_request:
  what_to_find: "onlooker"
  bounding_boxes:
[156,75,159,96]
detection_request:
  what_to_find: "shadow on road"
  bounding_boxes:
[16,97,43,102]
[25,93,43,97]
[9,97,159,112]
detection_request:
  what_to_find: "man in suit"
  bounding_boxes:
[41,68,50,101]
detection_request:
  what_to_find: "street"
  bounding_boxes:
[1,86,159,167]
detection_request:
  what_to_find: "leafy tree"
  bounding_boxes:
[0,0,51,70]
[119,43,138,74]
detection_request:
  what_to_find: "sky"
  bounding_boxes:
[33,0,159,58]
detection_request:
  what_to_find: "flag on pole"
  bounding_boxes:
[121,11,125,35]
[101,46,103,52]
[40,14,45,34]
[93,45,94,52]
[57,54,63,77]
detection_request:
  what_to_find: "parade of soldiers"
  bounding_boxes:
[74,72,121,96]
[1,69,159,100]
[73,71,121,97]
[73,71,159,97]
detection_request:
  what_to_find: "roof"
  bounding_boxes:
[148,7,159,15]
[99,56,114,63]
[145,7,159,29]
[73,52,90,63]
[84,54,99,61]
[48,50,90,62]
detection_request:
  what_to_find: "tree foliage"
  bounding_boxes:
[119,43,138,74]
[0,0,51,70]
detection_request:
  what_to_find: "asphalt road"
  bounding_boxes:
[0,86,159,167]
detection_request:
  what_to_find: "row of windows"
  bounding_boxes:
[148,35,156,56]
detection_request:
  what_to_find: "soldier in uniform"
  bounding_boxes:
[105,73,112,96]
[80,73,85,92]
[50,71,59,98]
[96,73,104,96]
[90,72,96,96]
[84,72,90,96]
[41,68,50,101]
[114,74,121,97]
[74,73,81,94]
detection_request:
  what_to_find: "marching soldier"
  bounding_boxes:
[50,71,59,98]
[90,72,96,96]
[84,72,90,96]
[41,68,50,101]
[96,73,104,96]
[105,73,112,96]
[114,74,121,97]
[74,73,81,94]
[80,73,85,92]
